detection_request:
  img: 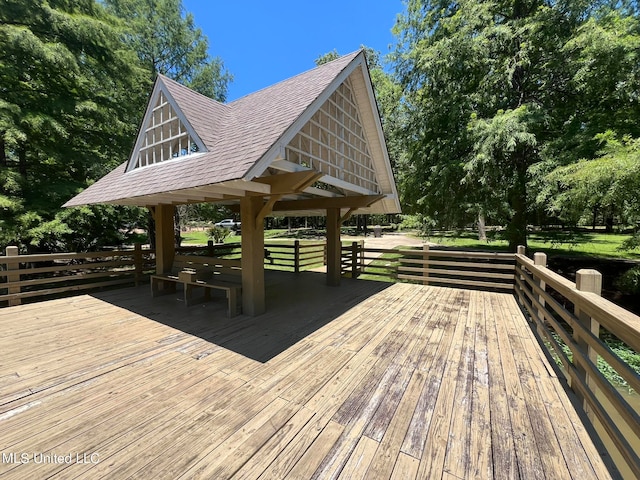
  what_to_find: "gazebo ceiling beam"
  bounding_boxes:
[269,159,379,196]
[254,170,323,195]
[271,194,384,212]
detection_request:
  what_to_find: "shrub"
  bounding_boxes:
[615,266,640,295]
[207,226,231,244]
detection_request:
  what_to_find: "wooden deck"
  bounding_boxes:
[0,272,613,479]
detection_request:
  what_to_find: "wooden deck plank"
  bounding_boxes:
[0,272,613,480]
[491,293,547,480]
[484,293,520,480]
[335,435,379,479]
[442,288,476,479]
[416,289,470,479]
[469,290,493,479]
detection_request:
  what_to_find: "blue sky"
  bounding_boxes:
[182,1,405,101]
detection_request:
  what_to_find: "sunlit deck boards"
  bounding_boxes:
[0,272,612,479]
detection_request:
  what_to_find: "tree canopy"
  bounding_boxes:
[0,0,230,251]
[103,0,231,100]
[393,0,640,250]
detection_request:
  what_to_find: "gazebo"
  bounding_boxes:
[65,50,401,315]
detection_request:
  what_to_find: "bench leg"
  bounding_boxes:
[227,288,238,318]
[184,283,195,306]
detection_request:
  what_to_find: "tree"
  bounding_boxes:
[392,0,635,250]
[542,133,640,241]
[0,0,149,251]
[104,0,231,100]
[537,7,640,237]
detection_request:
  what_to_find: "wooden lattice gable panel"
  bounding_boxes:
[285,77,379,195]
[125,79,207,172]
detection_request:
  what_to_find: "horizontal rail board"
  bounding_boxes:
[2,270,136,289]
[398,265,514,281]
[0,250,140,264]
[2,259,137,277]
[398,258,516,270]
[399,249,515,260]
[0,278,135,302]
[398,273,514,290]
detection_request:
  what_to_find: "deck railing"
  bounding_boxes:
[0,244,155,306]
[0,241,327,306]
[341,243,516,291]
[514,247,640,479]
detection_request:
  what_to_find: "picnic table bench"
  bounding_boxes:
[150,255,242,317]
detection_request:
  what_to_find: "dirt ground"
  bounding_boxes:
[341,232,425,249]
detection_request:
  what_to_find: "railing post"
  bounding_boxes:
[351,241,359,278]
[6,246,21,306]
[207,240,215,257]
[134,243,142,287]
[323,241,327,266]
[515,245,526,305]
[533,252,547,332]
[294,240,300,274]
[574,269,602,420]
[423,245,430,285]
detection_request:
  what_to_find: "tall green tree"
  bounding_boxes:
[393,0,637,249]
[104,0,231,100]
[0,0,149,250]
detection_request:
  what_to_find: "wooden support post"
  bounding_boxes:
[351,241,359,278]
[326,208,341,286]
[154,204,175,275]
[294,240,300,274]
[6,246,20,306]
[574,268,602,420]
[359,240,365,275]
[516,245,526,305]
[134,243,142,287]
[533,252,547,331]
[423,244,430,285]
[241,196,265,315]
[207,240,215,257]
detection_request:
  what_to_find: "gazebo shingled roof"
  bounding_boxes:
[65,50,400,216]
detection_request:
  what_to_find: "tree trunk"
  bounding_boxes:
[147,209,156,249]
[18,145,27,177]
[605,207,614,233]
[174,210,182,247]
[477,212,487,241]
[505,163,528,251]
[0,137,6,167]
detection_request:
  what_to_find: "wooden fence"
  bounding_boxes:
[0,244,155,306]
[514,247,640,479]
[0,241,327,306]
[340,243,516,291]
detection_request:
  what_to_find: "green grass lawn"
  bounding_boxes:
[421,230,640,260]
[180,229,290,245]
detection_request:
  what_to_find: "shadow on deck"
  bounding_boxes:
[0,271,614,479]
[92,270,391,363]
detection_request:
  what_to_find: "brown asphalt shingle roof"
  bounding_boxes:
[65,51,361,207]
